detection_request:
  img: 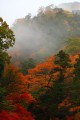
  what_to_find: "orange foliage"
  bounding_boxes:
[70,54,79,64]
[25,55,75,92]
[3,64,29,94]
[1,53,79,120]
[59,97,71,108]
[7,93,35,104]
[70,106,80,112]
[27,58,56,91]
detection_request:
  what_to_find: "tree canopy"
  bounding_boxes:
[0,17,15,51]
[0,17,15,75]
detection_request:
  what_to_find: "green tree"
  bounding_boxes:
[54,50,71,83]
[54,50,71,69]
[0,18,15,51]
[0,18,15,110]
[20,58,36,75]
[65,37,80,55]
[0,17,15,75]
[31,50,71,119]
[71,54,80,107]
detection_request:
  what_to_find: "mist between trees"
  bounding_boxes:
[8,5,80,64]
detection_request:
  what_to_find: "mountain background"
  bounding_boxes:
[8,1,80,65]
[58,2,80,11]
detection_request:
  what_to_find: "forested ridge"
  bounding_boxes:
[10,6,80,64]
[0,4,80,120]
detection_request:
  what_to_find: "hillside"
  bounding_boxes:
[0,3,80,120]
[9,6,80,64]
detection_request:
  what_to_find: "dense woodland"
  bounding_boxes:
[0,5,80,120]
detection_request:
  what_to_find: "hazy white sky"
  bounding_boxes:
[0,0,80,26]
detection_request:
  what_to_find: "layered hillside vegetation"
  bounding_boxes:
[0,4,80,120]
[1,49,80,120]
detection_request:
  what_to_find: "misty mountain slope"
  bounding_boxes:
[58,2,80,11]
[10,6,80,63]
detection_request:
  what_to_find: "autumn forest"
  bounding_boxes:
[0,3,80,120]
